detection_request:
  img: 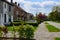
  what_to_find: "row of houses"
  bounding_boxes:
[0,0,33,26]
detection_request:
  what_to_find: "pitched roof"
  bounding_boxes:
[14,3,27,13]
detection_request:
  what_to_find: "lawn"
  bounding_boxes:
[55,38,60,40]
[45,22,60,32]
[7,27,13,31]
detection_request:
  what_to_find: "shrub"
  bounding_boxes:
[12,22,21,26]
[19,25,26,38]
[0,26,4,37]
[25,24,34,38]
[13,20,23,22]
[19,24,34,39]
[24,23,38,26]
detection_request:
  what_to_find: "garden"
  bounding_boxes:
[0,20,39,40]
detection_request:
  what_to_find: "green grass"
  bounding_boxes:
[45,22,60,32]
[55,38,60,40]
[7,26,20,31]
[7,27,13,31]
[33,26,38,31]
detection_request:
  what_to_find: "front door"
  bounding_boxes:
[9,15,11,22]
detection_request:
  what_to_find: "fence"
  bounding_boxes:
[0,37,35,40]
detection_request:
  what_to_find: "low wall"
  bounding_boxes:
[0,37,36,40]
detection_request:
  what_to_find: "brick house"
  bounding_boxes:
[13,2,27,21]
[27,13,34,21]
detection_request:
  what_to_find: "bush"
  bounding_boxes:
[19,24,34,39]
[12,22,21,26]
[19,25,26,38]
[0,26,4,37]
[10,21,25,26]
[25,24,34,38]
[13,20,23,22]
[24,23,38,26]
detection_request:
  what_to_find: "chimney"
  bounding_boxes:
[18,3,20,6]
[11,0,13,3]
[15,2,17,5]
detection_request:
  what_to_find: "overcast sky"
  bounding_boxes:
[8,0,60,16]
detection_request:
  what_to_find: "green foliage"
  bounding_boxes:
[45,22,49,24]
[13,26,19,31]
[25,24,34,38]
[24,22,38,26]
[19,24,34,39]
[36,19,43,24]
[11,22,38,26]
[11,22,21,26]
[13,20,22,22]
[19,25,26,38]
[7,27,13,31]
[49,10,60,22]
[36,13,47,24]
[0,26,4,37]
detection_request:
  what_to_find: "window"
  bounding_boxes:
[5,3,6,8]
[9,6,11,11]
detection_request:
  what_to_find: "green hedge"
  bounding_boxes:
[11,22,38,26]
[12,22,21,26]
[24,23,38,26]
[13,20,23,22]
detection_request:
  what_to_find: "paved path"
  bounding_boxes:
[34,22,60,40]
[47,21,60,29]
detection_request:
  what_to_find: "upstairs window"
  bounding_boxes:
[9,6,11,12]
[5,3,6,8]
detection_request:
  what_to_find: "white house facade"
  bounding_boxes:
[0,0,14,26]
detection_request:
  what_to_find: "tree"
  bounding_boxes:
[36,12,47,23]
[49,10,60,22]
[49,6,60,22]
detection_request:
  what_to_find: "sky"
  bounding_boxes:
[8,0,60,16]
